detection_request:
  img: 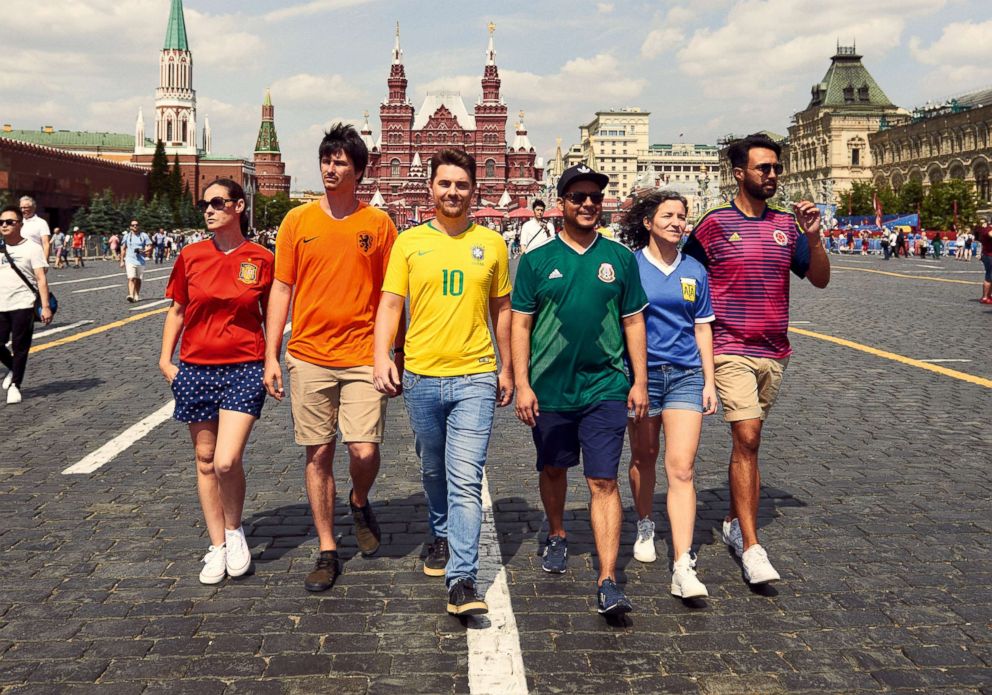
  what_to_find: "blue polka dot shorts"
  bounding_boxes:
[171,361,266,423]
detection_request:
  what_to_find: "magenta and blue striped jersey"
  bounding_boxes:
[682,201,810,359]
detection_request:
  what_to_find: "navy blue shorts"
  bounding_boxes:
[172,361,266,423]
[531,400,627,480]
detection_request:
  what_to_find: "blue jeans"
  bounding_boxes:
[402,370,497,587]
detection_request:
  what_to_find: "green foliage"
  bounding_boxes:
[149,140,170,198]
[140,194,173,232]
[254,193,303,229]
[921,180,978,231]
[898,180,925,213]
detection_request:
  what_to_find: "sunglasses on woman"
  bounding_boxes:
[196,197,236,212]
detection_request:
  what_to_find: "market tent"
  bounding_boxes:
[473,207,505,219]
[507,207,534,219]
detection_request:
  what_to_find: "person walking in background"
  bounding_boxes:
[51,228,66,269]
[159,179,273,584]
[619,190,717,599]
[71,227,86,268]
[0,205,53,405]
[120,220,152,302]
[977,220,992,304]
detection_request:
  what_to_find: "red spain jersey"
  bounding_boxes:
[166,239,274,365]
[683,202,810,359]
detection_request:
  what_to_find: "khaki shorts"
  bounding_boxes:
[286,353,387,445]
[124,263,145,279]
[713,354,789,422]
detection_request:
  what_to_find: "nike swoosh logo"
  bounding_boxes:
[303,237,318,244]
[417,250,433,256]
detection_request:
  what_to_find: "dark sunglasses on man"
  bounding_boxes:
[562,191,605,205]
[748,163,784,176]
[196,197,235,213]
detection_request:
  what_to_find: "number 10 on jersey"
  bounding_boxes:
[442,269,464,296]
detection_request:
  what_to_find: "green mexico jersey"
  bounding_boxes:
[512,235,648,411]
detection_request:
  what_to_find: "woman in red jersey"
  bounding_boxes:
[159,178,274,585]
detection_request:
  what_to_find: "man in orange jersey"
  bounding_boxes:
[264,123,403,592]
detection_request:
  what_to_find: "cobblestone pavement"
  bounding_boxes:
[0,254,989,694]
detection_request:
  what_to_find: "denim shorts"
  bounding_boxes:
[983,254,992,282]
[532,400,627,480]
[172,361,266,423]
[642,364,704,417]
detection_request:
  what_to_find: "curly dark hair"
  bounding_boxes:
[618,190,688,251]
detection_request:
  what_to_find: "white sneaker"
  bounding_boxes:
[633,517,657,563]
[741,543,780,584]
[225,527,251,577]
[6,385,22,404]
[199,544,227,585]
[722,518,744,557]
[1,371,11,390]
[671,551,709,598]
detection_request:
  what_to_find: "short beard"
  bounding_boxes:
[743,177,776,201]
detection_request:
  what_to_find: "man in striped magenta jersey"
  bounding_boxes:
[683,133,830,585]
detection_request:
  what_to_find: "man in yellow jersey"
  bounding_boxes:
[373,148,513,617]
[264,124,402,593]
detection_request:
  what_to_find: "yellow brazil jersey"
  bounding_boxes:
[382,222,511,377]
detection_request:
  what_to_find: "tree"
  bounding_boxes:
[180,183,199,228]
[140,194,173,232]
[922,180,978,231]
[837,181,875,216]
[87,190,120,234]
[149,140,170,198]
[898,180,925,215]
[254,193,302,229]
[168,154,185,226]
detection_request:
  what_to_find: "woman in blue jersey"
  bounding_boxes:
[619,190,717,600]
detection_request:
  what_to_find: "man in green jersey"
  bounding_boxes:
[511,164,649,617]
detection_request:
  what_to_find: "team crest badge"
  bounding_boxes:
[238,261,259,285]
[471,245,485,261]
[772,230,788,246]
[357,232,374,255]
[597,262,616,283]
[680,277,697,302]
[728,232,741,242]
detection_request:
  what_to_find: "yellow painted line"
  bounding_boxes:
[789,327,992,389]
[833,265,980,285]
[30,307,169,354]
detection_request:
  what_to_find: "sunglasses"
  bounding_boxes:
[750,163,784,176]
[0,219,19,227]
[196,197,235,212]
[563,191,605,205]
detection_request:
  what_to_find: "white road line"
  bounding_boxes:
[49,267,173,286]
[919,358,973,363]
[70,276,168,294]
[72,284,122,294]
[63,323,293,476]
[467,469,527,695]
[130,299,171,310]
[31,320,94,339]
[788,321,813,325]
[62,401,175,475]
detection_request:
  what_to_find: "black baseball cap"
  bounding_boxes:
[556,164,609,197]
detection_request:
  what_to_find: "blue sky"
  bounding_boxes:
[6,0,992,190]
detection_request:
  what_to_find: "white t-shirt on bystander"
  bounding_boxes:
[0,239,48,312]
[21,215,51,248]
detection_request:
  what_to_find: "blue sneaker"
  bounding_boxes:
[597,578,632,616]
[541,535,568,574]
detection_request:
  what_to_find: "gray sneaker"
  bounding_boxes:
[721,518,744,557]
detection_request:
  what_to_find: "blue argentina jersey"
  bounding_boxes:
[635,249,714,369]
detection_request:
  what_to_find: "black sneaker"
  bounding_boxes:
[597,578,632,616]
[349,490,381,557]
[423,537,449,577]
[446,578,488,616]
[541,534,568,574]
[304,550,340,592]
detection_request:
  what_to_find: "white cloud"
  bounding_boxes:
[263,0,380,22]
[909,19,992,64]
[641,28,685,59]
[676,0,948,98]
[270,73,365,104]
[597,3,615,14]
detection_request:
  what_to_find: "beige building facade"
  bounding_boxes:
[868,88,992,204]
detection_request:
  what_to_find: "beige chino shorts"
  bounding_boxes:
[713,354,789,422]
[286,353,387,445]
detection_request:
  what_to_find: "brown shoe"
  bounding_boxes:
[304,550,340,592]
[350,490,381,557]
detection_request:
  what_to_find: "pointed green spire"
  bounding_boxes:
[163,0,189,51]
[263,88,272,107]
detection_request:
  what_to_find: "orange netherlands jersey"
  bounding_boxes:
[166,239,274,365]
[275,200,397,367]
